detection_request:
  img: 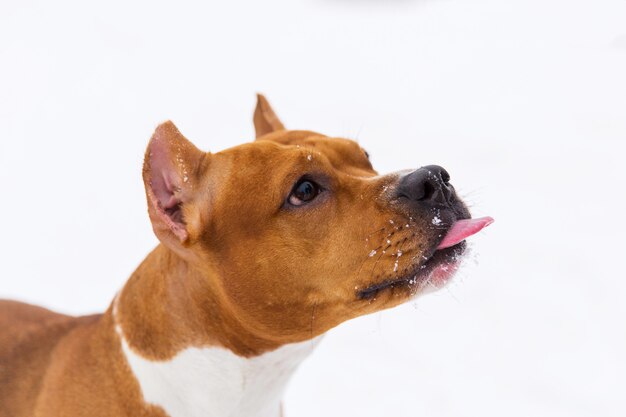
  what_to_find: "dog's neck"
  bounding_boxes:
[113,245,320,417]
[116,245,290,356]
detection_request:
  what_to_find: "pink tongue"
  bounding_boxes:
[436,216,494,250]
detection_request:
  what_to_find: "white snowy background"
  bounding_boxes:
[1,0,625,416]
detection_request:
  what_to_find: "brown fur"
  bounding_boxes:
[0,95,456,416]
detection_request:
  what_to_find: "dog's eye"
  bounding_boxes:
[288,179,321,206]
[364,150,370,160]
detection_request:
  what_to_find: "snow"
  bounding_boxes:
[1,0,626,416]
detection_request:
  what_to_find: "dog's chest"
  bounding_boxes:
[119,334,319,417]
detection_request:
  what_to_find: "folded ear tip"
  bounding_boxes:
[253,94,285,138]
[154,120,179,139]
[145,121,179,176]
[255,93,268,109]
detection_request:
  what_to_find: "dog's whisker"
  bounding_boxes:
[364,227,386,240]
[352,245,381,284]
[369,249,387,280]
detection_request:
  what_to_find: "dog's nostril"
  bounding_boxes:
[440,169,451,184]
[419,181,436,201]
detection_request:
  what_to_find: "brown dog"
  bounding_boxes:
[0,95,492,417]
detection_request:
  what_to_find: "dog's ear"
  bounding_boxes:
[143,121,205,247]
[253,94,285,139]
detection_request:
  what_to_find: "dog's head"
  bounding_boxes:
[142,95,492,347]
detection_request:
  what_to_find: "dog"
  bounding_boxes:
[0,95,493,417]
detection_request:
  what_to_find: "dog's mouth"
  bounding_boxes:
[357,216,494,300]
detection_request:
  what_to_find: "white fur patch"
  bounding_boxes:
[117,326,319,417]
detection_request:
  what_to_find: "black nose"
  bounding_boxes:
[397,165,453,205]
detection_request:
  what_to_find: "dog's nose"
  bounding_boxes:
[397,165,453,205]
